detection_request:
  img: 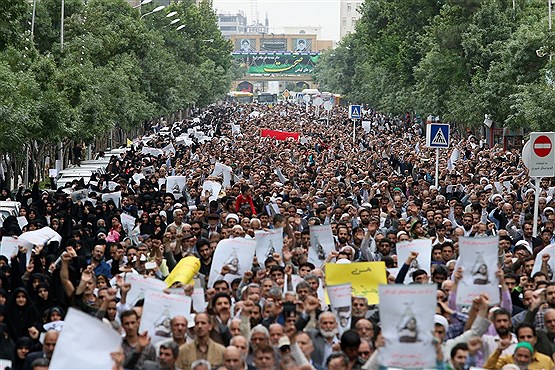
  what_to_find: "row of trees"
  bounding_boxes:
[314,0,555,130]
[0,0,234,186]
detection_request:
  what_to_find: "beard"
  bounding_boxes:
[496,327,511,336]
[319,327,339,339]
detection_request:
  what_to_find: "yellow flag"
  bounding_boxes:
[126,138,133,148]
[325,262,387,304]
[164,255,201,288]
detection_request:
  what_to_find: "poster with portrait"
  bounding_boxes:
[139,290,192,344]
[327,283,352,335]
[396,239,432,285]
[532,243,555,277]
[456,236,500,305]
[208,238,256,288]
[293,38,312,52]
[255,228,284,259]
[120,213,136,235]
[202,180,222,202]
[211,162,233,188]
[378,284,436,369]
[309,224,335,266]
[236,38,256,52]
[166,176,186,197]
[101,191,121,208]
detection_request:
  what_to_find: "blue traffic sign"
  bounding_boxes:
[426,123,450,148]
[349,105,362,119]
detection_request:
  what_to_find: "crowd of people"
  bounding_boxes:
[0,100,555,370]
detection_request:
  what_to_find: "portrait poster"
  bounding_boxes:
[327,283,352,335]
[309,224,335,266]
[396,239,432,285]
[456,236,500,305]
[139,290,192,344]
[208,238,256,288]
[166,176,186,197]
[378,284,436,369]
[255,228,284,259]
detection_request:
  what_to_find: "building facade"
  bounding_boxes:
[339,0,363,39]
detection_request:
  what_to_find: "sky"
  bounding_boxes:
[212,0,340,41]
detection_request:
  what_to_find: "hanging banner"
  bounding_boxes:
[261,129,300,141]
[327,283,352,335]
[255,228,284,259]
[378,284,436,368]
[456,236,500,305]
[325,262,387,305]
[396,239,432,285]
[309,224,335,266]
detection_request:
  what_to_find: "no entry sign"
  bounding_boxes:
[533,135,552,157]
[529,132,555,177]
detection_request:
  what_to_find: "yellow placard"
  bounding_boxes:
[126,138,133,148]
[325,262,387,305]
[164,255,201,288]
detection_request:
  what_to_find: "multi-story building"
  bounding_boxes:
[217,12,248,37]
[339,0,363,39]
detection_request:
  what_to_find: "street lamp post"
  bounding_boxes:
[140,5,165,19]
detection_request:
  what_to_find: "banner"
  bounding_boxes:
[208,238,256,288]
[125,273,167,305]
[309,225,335,266]
[378,284,436,368]
[202,180,222,202]
[101,191,121,208]
[261,129,300,141]
[325,262,387,304]
[456,236,500,305]
[139,290,192,344]
[232,53,320,75]
[532,243,555,276]
[255,228,284,259]
[164,256,201,288]
[396,239,432,285]
[211,162,233,188]
[120,213,136,235]
[19,226,62,246]
[327,283,352,335]
[49,308,122,369]
[0,236,33,264]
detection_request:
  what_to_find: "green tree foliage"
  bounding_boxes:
[315,0,555,130]
[0,0,233,154]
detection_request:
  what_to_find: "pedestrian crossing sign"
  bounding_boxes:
[426,123,450,148]
[349,105,362,119]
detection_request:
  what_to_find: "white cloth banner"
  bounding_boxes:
[211,162,232,188]
[19,226,62,246]
[255,228,284,259]
[309,225,335,266]
[327,283,352,335]
[396,239,432,285]
[378,284,436,368]
[124,273,167,306]
[49,308,122,369]
[456,236,500,305]
[139,290,192,344]
[208,238,256,288]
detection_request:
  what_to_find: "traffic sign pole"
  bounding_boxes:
[533,177,540,237]
[435,148,439,188]
[352,119,355,145]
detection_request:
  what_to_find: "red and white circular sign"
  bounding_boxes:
[533,135,553,157]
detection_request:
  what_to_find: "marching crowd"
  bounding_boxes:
[0,101,555,370]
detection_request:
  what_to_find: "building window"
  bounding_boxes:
[220,26,237,31]
[347,3,351,11]
[342,18,347,28]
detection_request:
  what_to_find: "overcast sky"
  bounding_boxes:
[212,0,340,41]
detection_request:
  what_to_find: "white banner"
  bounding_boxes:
[49,308,122,369]
[309,225,335,266]
[162,143,176,155]
[327,283,352,335]
[120,213,136,235]
[0,236,33,264]
[255,228,284,259]
[139,290,192,344]
[396,239,432,285]
[378,284,436,368]
[208,238,256,288]
[124,273,167,306]
[19,226,62,246]
[101,191,121,208]
[70,189,89,204]
[202,180,222,202]
[456,236,500,305]
[211,162,232,188]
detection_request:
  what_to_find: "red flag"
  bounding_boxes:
[261,129,300,141]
